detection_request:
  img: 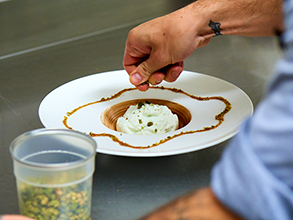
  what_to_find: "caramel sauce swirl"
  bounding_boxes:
[63,86,231,149]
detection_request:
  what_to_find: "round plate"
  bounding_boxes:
[39,70,253,157]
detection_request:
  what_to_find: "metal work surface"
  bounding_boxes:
[0,1,281,219]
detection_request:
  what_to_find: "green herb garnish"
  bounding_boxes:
[147,122,153,127]
[137,101,144,109]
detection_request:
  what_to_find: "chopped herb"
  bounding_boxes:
[137,101,144,109]
[147,122,153,127]
[140,81,148,85]
[137,100,152,109]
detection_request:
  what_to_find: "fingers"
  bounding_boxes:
[128,61,183,88]
[163,62,184,82]
[147,71,166,85]
[135,82,150,92]
[128,52,168,85]
[130,62,184,92]
[127,64,162,91]
[148,62,184,85]
[123,45,150,78]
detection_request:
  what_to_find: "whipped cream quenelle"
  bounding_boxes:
[116,101,179,135]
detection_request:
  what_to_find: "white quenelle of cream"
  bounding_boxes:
[116,101,179,135]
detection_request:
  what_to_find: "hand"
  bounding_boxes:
[123,4,212,91]
[137,188,244,220]
[123,0,283,91]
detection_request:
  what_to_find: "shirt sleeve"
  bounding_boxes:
[211,1,293,219]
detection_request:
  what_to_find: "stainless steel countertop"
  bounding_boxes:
[0,1,281,219]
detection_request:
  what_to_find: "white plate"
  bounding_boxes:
[39,70,253,157]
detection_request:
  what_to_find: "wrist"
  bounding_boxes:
[188,0,283,37]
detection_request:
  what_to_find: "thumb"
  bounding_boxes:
[129,55,167,86]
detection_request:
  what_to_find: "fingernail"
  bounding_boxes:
[130,73,142,84]
[155,80,162,84]
[171,70,180,78]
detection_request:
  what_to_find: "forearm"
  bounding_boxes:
[187,0,283,38]
[137,188,244,220]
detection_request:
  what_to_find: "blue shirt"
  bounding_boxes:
[211,1,293,219]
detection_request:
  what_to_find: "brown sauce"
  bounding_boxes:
[63,86,231,149]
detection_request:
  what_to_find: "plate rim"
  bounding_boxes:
[39,69,253,157]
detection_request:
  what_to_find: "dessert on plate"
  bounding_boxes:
[116,101,179,135]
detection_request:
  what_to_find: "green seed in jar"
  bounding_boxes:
[18,177,92,220]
